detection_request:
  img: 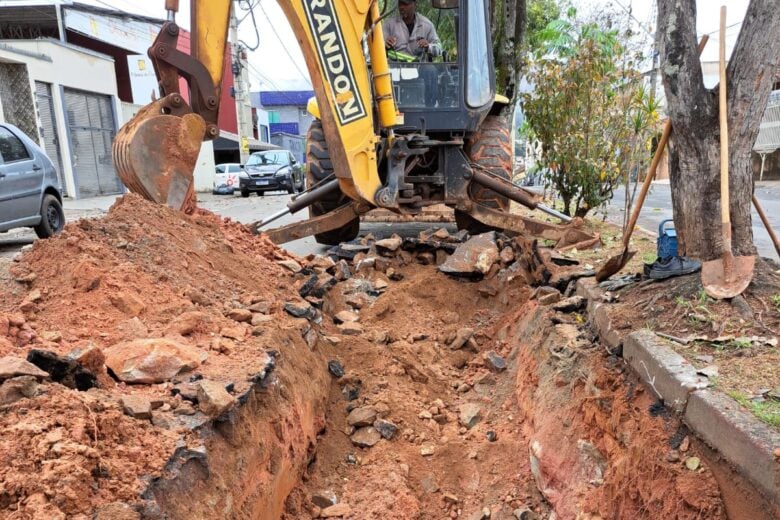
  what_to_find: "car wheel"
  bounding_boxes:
[34,194,65,239]
[241,189,250,198]
[258,191,265,196]
[287,184,295,194]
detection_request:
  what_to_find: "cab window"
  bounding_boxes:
[465,0,492,107]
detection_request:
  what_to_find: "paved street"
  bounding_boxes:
[0,191,453,259]
[2,183,777,260]
[605,181,780,261]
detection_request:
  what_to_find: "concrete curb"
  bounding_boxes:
[575,278,780,507]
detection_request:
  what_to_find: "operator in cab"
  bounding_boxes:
[383,0,442,60]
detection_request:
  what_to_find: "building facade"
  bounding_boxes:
[0,38,124,198]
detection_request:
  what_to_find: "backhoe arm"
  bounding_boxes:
[113,0,395,213]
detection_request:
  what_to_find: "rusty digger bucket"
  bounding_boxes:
[113,96,205,214]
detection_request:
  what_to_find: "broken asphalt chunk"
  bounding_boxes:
[26,349,97,391]
[283,301,316,320]
[328,360,345,378]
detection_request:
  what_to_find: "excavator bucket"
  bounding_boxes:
[113,98,205,214]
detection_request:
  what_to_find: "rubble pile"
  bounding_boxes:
[0,194,327,518]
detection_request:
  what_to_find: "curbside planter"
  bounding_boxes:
[685,389,780,506]
[576,278,780,509]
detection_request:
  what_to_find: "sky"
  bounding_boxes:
[78,0,750,92]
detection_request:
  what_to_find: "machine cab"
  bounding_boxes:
[385,0,495,133]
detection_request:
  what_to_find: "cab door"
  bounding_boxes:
[0,125,42,226]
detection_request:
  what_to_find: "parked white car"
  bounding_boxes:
[213,163,242,194]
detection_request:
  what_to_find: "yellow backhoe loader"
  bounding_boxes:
[114,0,596,250]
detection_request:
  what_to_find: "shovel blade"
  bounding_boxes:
[701,255,755,299]
[595,248,636,282]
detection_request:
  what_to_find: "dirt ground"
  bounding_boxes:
[0,195,324,518]
[0,195,762,519]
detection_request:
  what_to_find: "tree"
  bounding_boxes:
[491,0,528,103]
[521,11,658,217]
[656,0,780,259]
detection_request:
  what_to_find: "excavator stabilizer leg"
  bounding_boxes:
[464,204,600,251]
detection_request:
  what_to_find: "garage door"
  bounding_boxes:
[63,88,123,198]
[35,82,65,189]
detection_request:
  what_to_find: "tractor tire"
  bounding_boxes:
[306,120,360,245]
[455,115,513,235]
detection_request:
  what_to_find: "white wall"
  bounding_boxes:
[0,39,120,198]
[192,141,216,192]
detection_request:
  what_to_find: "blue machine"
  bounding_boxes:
[657,219,678,258]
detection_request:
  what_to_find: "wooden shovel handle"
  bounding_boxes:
[719,6,730,232]
[622,35,710,249]
[753,195,780,257]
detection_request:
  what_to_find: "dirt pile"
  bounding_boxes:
[0,194,328,518]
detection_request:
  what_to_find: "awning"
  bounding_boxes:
[214,130,277,152]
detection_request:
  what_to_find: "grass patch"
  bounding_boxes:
[728,391,780,428]
[641,252,657,264]
[771,293,780,313]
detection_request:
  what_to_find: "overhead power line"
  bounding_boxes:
[256,0,312,87]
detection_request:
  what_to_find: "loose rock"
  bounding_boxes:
[0,376,39,405]
[283,302,316,320]
[552,296,586,313]
[328,360,345,378]
[104,338,206,384]
[351,426,382,447]
[197,379,236,417]
[109,291,146,316]
[459,403,482,429]
[312,490,338,508]
[166,311,214,336]
[347,406,377,427]
[337,322,363,335]
[227,308,252,323]
[375,236,402,255]
[373,419,398,439]
[277,259,303,273]
[449,328,474,350]
[439,232,499,277]
[321,503,351,518]
[485,351,507,372]
[27,350,97,390]
[334,310,360,324]
[121,395,152,420]
[0,356,49,381]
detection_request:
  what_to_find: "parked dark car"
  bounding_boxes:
[0,123,64,238]
[239,150,303,197]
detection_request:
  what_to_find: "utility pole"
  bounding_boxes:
[230,0,252,165]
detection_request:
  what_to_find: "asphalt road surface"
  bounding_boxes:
[2,184,776,260]
[201,192,456,256]
[0,191,454,259]
[605,182,779,261]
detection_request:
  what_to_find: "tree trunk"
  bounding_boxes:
[492,0,527,104]
[657,0,780,260]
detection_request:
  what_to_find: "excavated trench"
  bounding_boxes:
[143,243,769,520]
[2,196,771,519]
